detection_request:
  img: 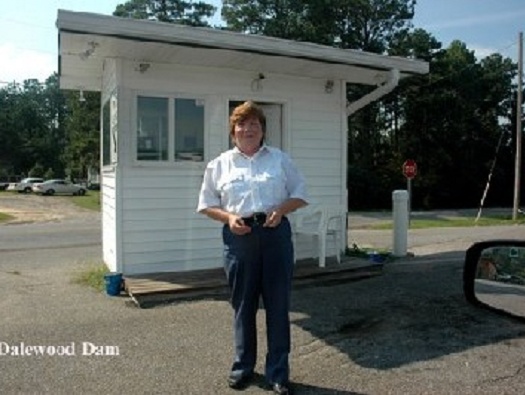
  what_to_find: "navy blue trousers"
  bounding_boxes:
[223,217,294,385]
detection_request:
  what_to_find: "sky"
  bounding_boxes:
[1,0,524,85]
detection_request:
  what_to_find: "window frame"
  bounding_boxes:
[132,91,207,167]
[102,89,118,168]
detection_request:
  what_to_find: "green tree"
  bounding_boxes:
[222,0,415,50]
[0,75,67,177]
[395,40,517,208]
[44,168,55,179]
[330,0,416,52]
[0,83,23,173]
[114,0,217,26]
[62,91,101,180]
[28,163,45,177]
[222,0,312,40]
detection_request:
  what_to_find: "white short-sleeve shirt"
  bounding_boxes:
[197,145,308,217]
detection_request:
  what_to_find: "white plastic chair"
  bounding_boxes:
[292,204,346,268]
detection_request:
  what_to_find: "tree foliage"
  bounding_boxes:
[222,0,415,51]
[0,74,100,181]
[389,40,517,209]
[0,75,67,178]
[62,91,101,180]
[113,0,216,26]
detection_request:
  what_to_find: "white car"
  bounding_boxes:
[32,179,87,196]
[13,177,44,193]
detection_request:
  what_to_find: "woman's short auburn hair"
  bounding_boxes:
[229,101,266,138]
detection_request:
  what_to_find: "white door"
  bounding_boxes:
[260,104,282,149]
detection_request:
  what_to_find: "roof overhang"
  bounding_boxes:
[57,9,429,92]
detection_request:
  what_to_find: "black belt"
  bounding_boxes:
[242,212,267,227]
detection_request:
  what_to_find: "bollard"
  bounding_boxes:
[392,190,409,257]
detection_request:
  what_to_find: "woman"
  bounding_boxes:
[197,101,308,394]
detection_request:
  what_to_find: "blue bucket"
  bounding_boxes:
[368,252,385,263]
[104,272,123,296]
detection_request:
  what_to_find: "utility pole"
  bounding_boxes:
[513,31,523,220]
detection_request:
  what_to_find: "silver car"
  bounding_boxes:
[32,179,86,196]
[15,177,44,193]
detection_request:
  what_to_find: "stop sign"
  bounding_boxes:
[403,159,417,179]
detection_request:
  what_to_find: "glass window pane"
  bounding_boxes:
[174,98,204,162]
[102,99,111,166]
[137,96,168,161]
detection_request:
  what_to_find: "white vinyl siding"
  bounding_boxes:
[102,172,118,272]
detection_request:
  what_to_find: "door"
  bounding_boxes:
[259,104,282,149]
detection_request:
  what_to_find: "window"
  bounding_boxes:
[136,95,205,163]
[175,98,204,161]
[102,98,111,166]
[137,96,168,161]
[102,91,118,166]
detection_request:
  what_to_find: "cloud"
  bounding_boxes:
[469,45,500,59]
[466,43,518,61]
[0,43,56,84]
[424,9,525,30]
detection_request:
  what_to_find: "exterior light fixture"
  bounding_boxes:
[137,63,150,73]
[251,73,265,92]
[325,80,334,93]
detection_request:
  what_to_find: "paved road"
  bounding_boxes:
[0,218,100,251]
[1,215,525,394]
[352,225,525,257]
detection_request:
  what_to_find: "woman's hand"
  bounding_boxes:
[229,214,252,235]
[264,211,282,228]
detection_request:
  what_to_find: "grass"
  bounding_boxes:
[72,262,109,292]
[345,244,397,262]
[71,190,101,211]
[366,215,525,230]
[0,212,15,223]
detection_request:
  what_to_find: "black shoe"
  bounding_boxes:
[270,382,292,395]
[228,373,254,390]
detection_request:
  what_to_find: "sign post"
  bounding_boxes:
[402,159,417,224]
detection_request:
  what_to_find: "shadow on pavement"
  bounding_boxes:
[289,248,525,371]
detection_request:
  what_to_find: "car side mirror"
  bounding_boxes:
[463,240,525,322]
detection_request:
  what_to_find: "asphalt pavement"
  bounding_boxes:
[1,214,525,394]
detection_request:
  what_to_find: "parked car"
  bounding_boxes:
[32,179,86,196]
[13,177,44,193]
[1,175,23,190]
